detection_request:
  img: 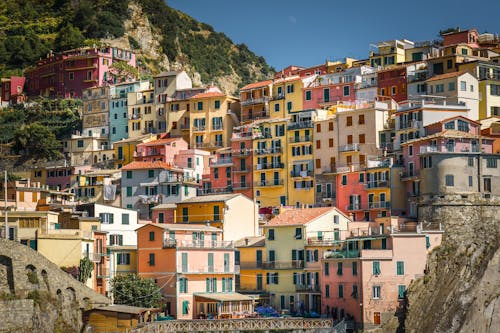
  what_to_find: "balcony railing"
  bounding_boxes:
[255,162,284,170]
[289,136,311,143]
[295,284,321,292]
[129,114,141,120]
[241,110,270,122]
[212,124,224,131]
[346,204,362,211]
[82,252,102,263]
[291,170,313,177]
[175,239,233,249]
[239,262,264,269]
[209,158,233,166]
[255,147,282,155]
[339,143,360,152]
[193,126,206,132]
[254,179,284,187]
[233,167,250,173]
[233,182,250,190]
[368,201,390,209]
[262,260,304,269]
[241,96,270,106]
[232,149,251,156]
[178,265,239,274]
[272,93,285,100]
[364,180,389,189]
[288,121,313,130]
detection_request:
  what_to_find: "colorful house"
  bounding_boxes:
[321,218,442,329]
[0,76,26,106]
[63,134,114,167]
[261,207,351,313]
[165,87,206,142]
[82,86,110,137]
[136,223,252,319]
[113,133,158,169]
[377,66,408,102]
[230,125,254,199]
[134,137,189,163]
[127,87,157,138]
[239,80,273,123]
[75,169,121,205]
[173,193,258,241]
[234,236,267,298]
[369,40,414,68]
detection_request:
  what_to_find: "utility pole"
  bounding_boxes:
[4,170,8,239]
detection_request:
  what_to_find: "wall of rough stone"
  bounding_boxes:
[404,194,500,333]
[0,239,109,333]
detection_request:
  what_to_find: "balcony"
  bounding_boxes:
[345,204,362,211]
[255,162,284,170]
[287,121,313,130]
[129,114,141,120]
[233,182,250,190]
[193,126,206,132]
[239,262,264,270]
[241,110,270,122]
[233,167,250,173]
[254,179,284,187]
[212,124,224,131]
[241,96,270,106]
[339,143,360,152]
[176,239,233,249]
[272,93,285,100]
[295,284,321,293]
[324,249,360,259]
[178,265,239,274]
[255,147,282,155]
[290,170,313,177]
[82,252,102,263]
[368,201,391,209]
[262,260,304,269]
[209,158,233,166]
[365,180,389,189]
[197,187,233,195]
[401,171,419,181]
[232,132,254,140]
[232,149,251,157]
[289,136,311,143]
[254,132,273,140]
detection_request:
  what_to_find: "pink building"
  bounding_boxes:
[320,218,442,329]
[134,137,189,163]
[137,223,251,319]
[173,148,210,184]
[25,47,136,98]
[1,76,26,105]
[151,203,177,224]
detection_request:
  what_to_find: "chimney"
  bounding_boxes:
[245,238,249,246]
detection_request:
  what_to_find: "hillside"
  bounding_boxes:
[0,0,274,94]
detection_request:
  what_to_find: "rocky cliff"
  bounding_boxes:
[404,194,500,333]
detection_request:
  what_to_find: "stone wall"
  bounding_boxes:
[404,194,500,333]
[0,239,109,333]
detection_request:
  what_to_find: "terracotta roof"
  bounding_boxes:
[240,80,273,91]
[426,71,467,82]
[190,91,225,99]
[403,129,489,145]
[179,193,242,204]
[427,115,480,127]
[136,223,221,232]
[234,236,265,248]
[121,161,172,170]
[265,207,336,227]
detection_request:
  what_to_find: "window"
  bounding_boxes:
[213,205,220,221]
[447,59,453,69]
[343,86,350,96]
[445,174,454,186]
[197,101,203,110]
[122,214,129,225]
[316,140,321,149]
[469,175,473,187]
[180,278,188,293]
[396,261,404,275]
[409,145,413,156]
[316,123,321,132]
[448,82,455,91]
[337,262,343,275]
[460,81,467,91]
[287,101,292,111]
[99,213,114,224]
[373,286,381,299]
[110,234,123,246]
[329,122,334,131]
[149,253,155,266]
[338,284,344,298]
[346,116,352,126]
[148,170,154,178]
[486,158,497,168]
[359,134,365,144]
[324,262,329,276]
[398,285,406,299]
[352,262,358,275]
[492,84,500,96]
[391,86,397,95]
[214,100,220,109]
[329,138,334,147]
[457,120,469,132]
[325,285,330,297]
[352,285,358,298]
[341,175,347,185]
[182,207,188,222]
[149,231,155,241]
[126,187,132,197]
[359,114,365,124]
[268,229,275,240]
[182,300,189,315]
[126,171,132,179]
[436,84,444,93]
[77,140,84,148]
[69,72,74,80]
[305,91,312,100]
[372,261,381,275]
[117,253,130,265]
[444,121,455,130]
[295,228,302,239]
[214,168,219,179]
[287,84,294,93]
[274,103,280,112]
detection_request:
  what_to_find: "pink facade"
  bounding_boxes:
[135,137,189,163]
[320,222,441,328]
[1,76,26,104]
[151,206,176,224]
[26,47,136,98]
[203,149,233,195]
[303,81,356,109]
[230,131,254,199]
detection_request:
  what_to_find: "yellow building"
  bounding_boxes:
[369,39,414,68]
[188,87,240,151]
[82,86,110,137]
[76,169,121,205]
[110,245,138,276]
[165,88,206,143]
[113,133,158,168]
[234,236,267,297]
[174,193,258,241]
[127,87,157,139]
[262,207,351,313]
[0,210,60,245]
[239,80,273,123]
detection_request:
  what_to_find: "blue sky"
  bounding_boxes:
[168,0,500,70]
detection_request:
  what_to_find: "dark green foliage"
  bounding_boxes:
[78,257,93,283]
[112,274,162,308]
[12,123,62,161]
[128,36,140,50]
[55,23,85,52]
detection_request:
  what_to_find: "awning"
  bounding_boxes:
[194,293,254,302]
[139,182,159,187]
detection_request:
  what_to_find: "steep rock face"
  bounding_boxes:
[405,195,500,333]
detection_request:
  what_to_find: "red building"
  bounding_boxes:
[201,148,233,195]
[442,28,479,48]
[1,76,26,105]
[25,46,136,98]
[230,126,254,199]
[377,66,407,102]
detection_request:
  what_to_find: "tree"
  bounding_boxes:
[79,257,93,282]
[55,23,85,52]
[112,274,162,308]
[109,61,140,83]
[12,123,62,160]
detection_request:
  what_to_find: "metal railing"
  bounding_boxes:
[255,147,282,155]
[209,158,233,166]
[288,121,313,130]
[254,179,284,187]
[339,143,360,152]
[178,265,239,274]
[255,162,284,170]
[290,170,313,177]
[241,96,270,106]
[365,180,389,189]
[82,252,102,263]
[289,136,311,143]
[262,260,304,269]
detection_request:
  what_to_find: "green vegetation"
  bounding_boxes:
[78,257,93,283]
[13,123,63,161]
[27,271,39,284]
[112,274,162,308]
[0,0,273,87]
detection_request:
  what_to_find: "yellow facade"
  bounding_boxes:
[174,200,225,228]
[369,40,412,68]
[165,98,192,143]
[269,78,303,119]
[235,238,267,293]
[37,234,93,267]
[479,79,500,120]
[114,248,138,275]
[188,92,240,151]
[127,88,156,139]
[113,134,157,168]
